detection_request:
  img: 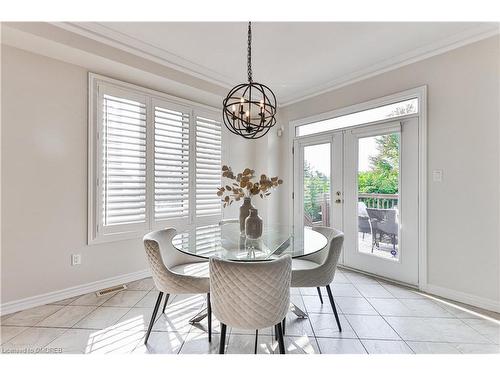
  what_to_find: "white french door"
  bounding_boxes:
[293,133,343,232]
[293,118,419,285]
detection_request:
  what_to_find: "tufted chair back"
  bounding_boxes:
[143,228,209,294]
[291,227,344,287]
[312,227,344,284]
[209,256,292,330]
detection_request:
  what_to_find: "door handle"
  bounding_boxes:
[335,199,342,204]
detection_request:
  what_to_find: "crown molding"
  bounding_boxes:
[280,24,499,106]
[9,22,500,108]
[52,22,235,90]
[1,23,225,108]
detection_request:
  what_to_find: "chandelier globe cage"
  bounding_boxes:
[222,22,277,139]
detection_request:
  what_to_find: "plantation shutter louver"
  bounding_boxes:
[91,77,225,243]
[195,114,222,218]
[154,102,190,221]
[101,93,147,229]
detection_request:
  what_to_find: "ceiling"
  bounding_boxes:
[60,22,498,105]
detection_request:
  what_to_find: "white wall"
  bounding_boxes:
[0,44,254,306]
[277,36,500,307]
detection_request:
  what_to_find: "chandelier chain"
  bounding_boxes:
[247,21,252,82]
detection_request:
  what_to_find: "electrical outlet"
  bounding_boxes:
[71,254,82,266]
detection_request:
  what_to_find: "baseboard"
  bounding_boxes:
[0,269,151,316]
[338,264,417,289]
[338,265,500,314]
[422,284,500,313]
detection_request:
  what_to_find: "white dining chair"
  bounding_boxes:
[142,228,212,344]
[210,255,292,354]
[291,227,344,331]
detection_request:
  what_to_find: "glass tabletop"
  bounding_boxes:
[171,223,328,261]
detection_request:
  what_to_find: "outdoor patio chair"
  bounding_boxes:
[366,208,398,252]
[358,201,372,239]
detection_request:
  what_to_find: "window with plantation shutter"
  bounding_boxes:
[195,114,223,218]
[89,75,225,244]
[100,92,148,232]
[154,102,190,222]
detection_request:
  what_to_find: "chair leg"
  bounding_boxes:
[254,330,258,354]
[145,291,163,344]
[161,293,170,314]
[282,317,286,335]
[219,323,227,354]
[276,322,286,354]
[325,285,342,332]
[207,293,212,343]
[316,287,324,304]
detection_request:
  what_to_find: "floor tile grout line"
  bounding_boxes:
[0,326,37,347]
[361,300,498,350]
[1,304,100,346]
[299,288,323,354]
[1,304,66,328]
[129,287,156,309]
[177,297,207,354]
[358,290,415,353]
[40,326,74,351]
[400,339,500,345]
[303,285,369,354]
[72,304,134,331]
[457,317,498,345]
[347,280,411,353]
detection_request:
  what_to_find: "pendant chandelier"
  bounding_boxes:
[222,22,277,139]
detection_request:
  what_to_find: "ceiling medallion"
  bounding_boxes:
[222,22,277,139]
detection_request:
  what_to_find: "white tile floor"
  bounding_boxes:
[1,268,499,354]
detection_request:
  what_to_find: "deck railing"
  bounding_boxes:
[305,192,399,226]
[358,193,398,209]
[311,192,399,209]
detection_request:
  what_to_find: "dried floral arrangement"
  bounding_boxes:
[217,165,283,208]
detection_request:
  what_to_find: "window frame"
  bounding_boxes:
[88,73,226,245]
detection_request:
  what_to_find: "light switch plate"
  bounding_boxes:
[432,170,443,182]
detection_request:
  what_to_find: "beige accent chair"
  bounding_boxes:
[291,227,344,331]
[143,228,212,344]
[210,256,292,354]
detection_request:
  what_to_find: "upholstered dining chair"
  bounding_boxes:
[291,227,344,331]
[142,228,212,344]
[210,256,292,354]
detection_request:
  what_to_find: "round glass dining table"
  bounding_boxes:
[171,223,328,261]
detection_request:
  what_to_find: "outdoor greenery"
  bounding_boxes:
[303,133,400,222]
[358,133,400,194]
[303,162,329,222]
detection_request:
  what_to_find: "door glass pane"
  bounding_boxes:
[357,133,400,260]
[303,143,331,227]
